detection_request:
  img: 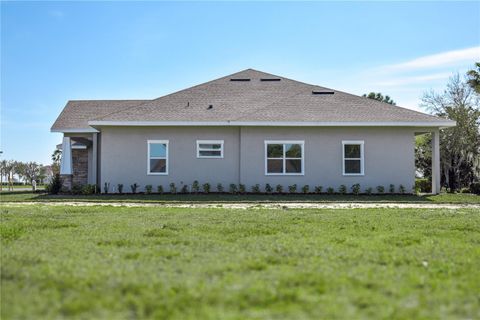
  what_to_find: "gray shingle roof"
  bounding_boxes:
[52,69,454,131]
[51,100,149,131]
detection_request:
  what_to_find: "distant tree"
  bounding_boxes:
[51,148,62,174]
[20,162,45,190]
[466,62,480,94]
[420,73,480,191]
[362,92,396,105]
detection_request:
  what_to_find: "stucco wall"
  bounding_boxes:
[99,126,415,193]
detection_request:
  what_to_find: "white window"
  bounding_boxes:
[147,140,168,175]
[342,141,364,176]
[197,140,224,158]
[265,141,304,175]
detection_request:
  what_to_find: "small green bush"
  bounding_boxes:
[365,187,373,195]
[376,185,385,194]
[104,182,110,194]
[265,183,273,194]
[83,184,97,195]
[338,185,347,194]
[145,185,153,194]
[181,185,189,194]
[301,185,309,194]
[276,184,283,194]
[169,183,177,194]
[118,184,124,194]
[288,184,297,193]
[130,183,139,194]
[229,184,238,194]
[398,185,406,194]
[460,187,471,194]
[470,182,480,195]
[203,183,210,194]
[45,174,62,194]
[326,187,334,194]
[192,180,200,194]
[314,186,323,194]
[389,184,395,193]
[415,178,431,193]
[217,183,224,193]
[238,184,246,194]
[351,183,360,195]
[157,185,163,194]
[251,184,261,193]
[71,184,83,195]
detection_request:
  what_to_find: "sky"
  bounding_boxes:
[1,1,479,164]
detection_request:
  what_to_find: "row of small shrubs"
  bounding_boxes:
[106,181,411,195]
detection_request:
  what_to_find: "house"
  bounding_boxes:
[51,69,455,194]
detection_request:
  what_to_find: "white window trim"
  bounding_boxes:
[147,140,169,175]
[196,140,224,159]
[264,140,305,176]
[342,140,364,176]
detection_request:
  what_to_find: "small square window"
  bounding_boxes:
[265,141,304,175]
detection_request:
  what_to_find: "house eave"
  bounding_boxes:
[51,128,99,133]
[88,120,456,128]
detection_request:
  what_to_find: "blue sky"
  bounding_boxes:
[1,1,479,164]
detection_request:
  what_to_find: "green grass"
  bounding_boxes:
[1,205,479,319]
[1,191,479,203]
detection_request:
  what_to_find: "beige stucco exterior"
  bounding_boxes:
[97,126,419,193]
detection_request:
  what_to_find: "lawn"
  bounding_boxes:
[1,205,479,319]
[1,190,479,204]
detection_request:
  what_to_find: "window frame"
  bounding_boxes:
[196,140,224,159]
[264,140,305,176]
[147,140,169,175]
[342,140,364,176]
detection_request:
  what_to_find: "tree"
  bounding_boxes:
[51,148,62,174]
[20,162,45,190]
[466,62,480,94]
[362,92,396,105]
[420,73,480,191]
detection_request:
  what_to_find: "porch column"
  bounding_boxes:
[92,133,98,186]
[432,129,440,194]
[60,137,72,175]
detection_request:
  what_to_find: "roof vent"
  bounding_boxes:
[312,91,334,95]
[230,78,251,82]
[207,105,213,110]
[260,78,281,82]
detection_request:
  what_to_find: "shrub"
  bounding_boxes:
[82,184,97,195]
[203,183,211,194]
[157,185,163,194]
[314,186,323,194]
[145,185,153,194]
[265,183,273,194]
[326,187,334,194]
[276,184,283,194]
[415,178,431,193]
[239,184,246,194]
[72,184,83,195]
[365,187,373,195]
[192,180,200,194]
[229,183,238,194]
[470,182,480,195]
[389,184,395,193]
[104,182,110,194]
[169,183,177,194]
[338,185,347,194]
[351,183,361,195]
[398,185,406,194]
[45,173,62,194]
[251,184,261,193]
[117,184,124,194]
[181,185,189,194]
[376,185,385,194]
[131,183,139,194]
[302,185,310,194]
[288,184,297,193]
[217,183,224,193]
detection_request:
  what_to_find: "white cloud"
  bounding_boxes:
[48,10,64,19]
[374,72,451,86]
[382,46,480,71]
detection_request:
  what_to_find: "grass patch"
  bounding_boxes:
[1,191,479,203]
[1,205,479,319]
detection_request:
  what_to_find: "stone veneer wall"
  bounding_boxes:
[61,149,88,190]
